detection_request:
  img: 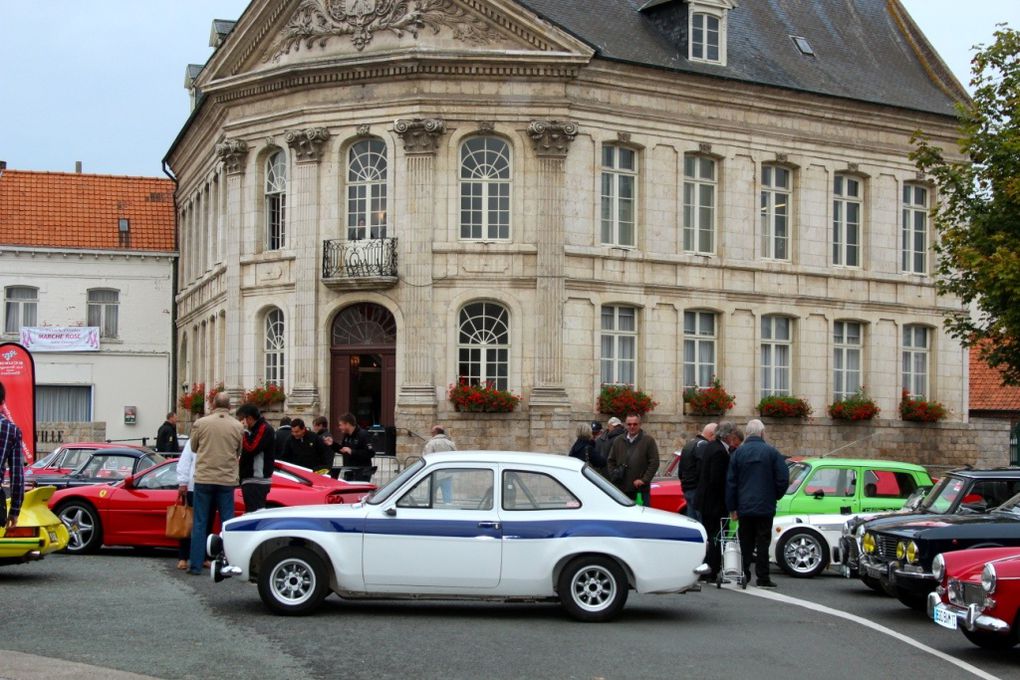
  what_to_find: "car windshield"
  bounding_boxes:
[786,462,811,494]
[583,467,635,506]
[993,492,1020,516]
[367,459,425,505]
[919,476,964,514]
[30,449,61,469]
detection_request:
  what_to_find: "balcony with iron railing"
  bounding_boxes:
[321,237,398,290]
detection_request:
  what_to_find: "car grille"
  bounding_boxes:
[875,534,900,560]
[948,579,985,607]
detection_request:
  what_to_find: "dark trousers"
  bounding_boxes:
[737,514,774,581]
[701,513,724,575]
[241,482,270,512]
[683,488,701,521]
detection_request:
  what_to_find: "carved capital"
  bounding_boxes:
[215,139,249,175]
[393,118,447,155]
[284,127,331,163]
[527,120,579,157]
[356,124,371,137]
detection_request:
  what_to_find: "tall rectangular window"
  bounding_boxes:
[833,175,862,267]
[902,325,929,398]
[460,137,511,241]
[600,145,637,247]
[86,289,119,338]
[683,155,716,254]
[4,286,37,334]
[761,315,792,398]
[690,13,720,63]
[601,305,636,386]
[833,321,862,400]
[265,150,288,251]
[761,165,791,260]
[902,184,928,274]
[683,311,717,389]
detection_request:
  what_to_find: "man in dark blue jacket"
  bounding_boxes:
[725,419,789,588]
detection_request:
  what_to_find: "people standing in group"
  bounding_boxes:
[726,419,789,588]
[694,422,738,581]
[155,412,181,454]
[274,416,292,455]
[0,381,25,533]
[677,422,716,521]
[337,413,375,482]
[607,414,659,503]
[312,416,341,456]
[594,417,623,478]
[186,392,243,575]
[279,418,333,473]
[237,404,276,512]
[174,438,196,570]
[568,423,595,463]
[423,425,456,455]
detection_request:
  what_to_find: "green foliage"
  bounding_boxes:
[828,390,880,421]
[900,389,947,423]
[682,377,735,415]
[910,26,1020,384]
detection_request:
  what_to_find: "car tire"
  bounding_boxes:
[55,501,102,554]
[961,626,1018,650]
[860,574,884,593]
[257,546,330,616]
[557,555,629,622]
[893,588,928,611]
[776,529,829,578]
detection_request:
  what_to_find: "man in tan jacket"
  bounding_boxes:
[185,391,243,575]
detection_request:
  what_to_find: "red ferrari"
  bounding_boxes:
[48,459,375,554]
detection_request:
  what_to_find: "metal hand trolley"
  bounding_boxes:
[717,518,746,589]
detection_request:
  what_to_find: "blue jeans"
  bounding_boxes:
[189,483,235,572]
[684,488,701,522]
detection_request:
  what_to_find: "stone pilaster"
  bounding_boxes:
[394,118,446,407]
[285,127,331,413]
[216,139,248,400]
[527,120,578,407]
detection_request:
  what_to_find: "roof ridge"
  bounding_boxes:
[0,169,173,182]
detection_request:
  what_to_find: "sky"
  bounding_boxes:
[0,0,1017,178]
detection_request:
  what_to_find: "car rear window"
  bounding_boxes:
[863,470,919,499]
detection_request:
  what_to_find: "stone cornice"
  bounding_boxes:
[284,127,331,162]
[527,120,579,157]
[393,118,447,155]
[215,139,250,174]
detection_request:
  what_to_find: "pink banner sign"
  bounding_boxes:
[0,342,36,463]
[19,326,100,352]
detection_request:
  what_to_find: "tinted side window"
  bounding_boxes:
[967,480,1020,509]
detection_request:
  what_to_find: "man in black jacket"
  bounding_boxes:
[274,416,292,455]
[237,404,275,511]
[694,422,737,581]
[279,418,333,472]
[677,422,716,520]
[155,412,180,453]
[338,412,375,482]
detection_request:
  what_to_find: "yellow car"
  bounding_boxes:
[1,486,70,565]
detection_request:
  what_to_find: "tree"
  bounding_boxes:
[911,26,1020,384]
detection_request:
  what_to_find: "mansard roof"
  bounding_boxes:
[518,0,965,115]
[0,169,176,253]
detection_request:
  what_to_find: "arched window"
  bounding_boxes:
[87,288,119,338]
[761,315,793,398]
[460,137,511,241]
[347,139,388,240]
[458,302,510,390]
[265,150,287,250]
[264,308,285,387]
[4,286,37,333]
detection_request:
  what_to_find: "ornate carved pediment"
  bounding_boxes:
[285,127,332,162]
[393,118,447,154]
[268,0,501,59]
[215,139,250,174]
[527,120,579,157]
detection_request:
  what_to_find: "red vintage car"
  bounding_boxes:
[928,546,1020,650]
[48,459,375,554]
[26,442,152,479]
[650,450,687,514]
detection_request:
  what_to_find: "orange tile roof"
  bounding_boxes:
[0,169,175,252]
[970,346,1020,412]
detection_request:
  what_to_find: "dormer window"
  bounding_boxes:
[685,1,732,66]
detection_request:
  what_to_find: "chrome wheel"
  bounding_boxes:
[57,503,101,553]
[257,546,330,615]
[557,556,629,622]
[269,558,318,606]
[778,530,828,577]
[570,564,617,612]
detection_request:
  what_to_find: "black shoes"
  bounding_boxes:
[756,579,778,588]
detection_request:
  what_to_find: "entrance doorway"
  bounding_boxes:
[330,304,396,432]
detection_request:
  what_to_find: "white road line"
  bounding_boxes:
[726,585,1002,680]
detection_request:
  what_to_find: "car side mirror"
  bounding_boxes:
[384,507,397,517]
[813,489,825,499]
[121,476,134,490]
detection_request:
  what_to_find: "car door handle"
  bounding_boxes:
[477,521,501,529]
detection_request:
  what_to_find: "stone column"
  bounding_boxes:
[394,118,446,407]
[285,127,331,414]
[527,120,578,407]
[214,138,249,403]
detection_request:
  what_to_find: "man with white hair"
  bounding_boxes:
[725,418,789,588]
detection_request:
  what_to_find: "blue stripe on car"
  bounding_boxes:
[225,517,701,543]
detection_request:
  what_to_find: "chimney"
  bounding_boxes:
[0,160,7,171]
[75,161,83,173]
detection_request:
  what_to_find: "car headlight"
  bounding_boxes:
[862,532,876,554]
[982,563,997,594]
[905,541,919,565]
[896,541,906,560]
[932,553,946,582]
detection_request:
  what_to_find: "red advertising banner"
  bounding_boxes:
[0,342,36,464]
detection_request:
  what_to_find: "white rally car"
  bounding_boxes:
[770,512,879,577]
[209,451,708,621]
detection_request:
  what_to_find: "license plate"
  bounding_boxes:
[933,603,958,630]
[48,531,58,543]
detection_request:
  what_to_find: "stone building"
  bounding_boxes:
[166,0,1002,463]
[0,165,176,450]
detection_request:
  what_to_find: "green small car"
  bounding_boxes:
[778,458,933,516]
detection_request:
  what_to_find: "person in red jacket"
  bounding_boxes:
[237,403,276,512]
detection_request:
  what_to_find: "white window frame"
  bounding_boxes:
[833,321,863,401]
[458,301,510,390]
[265,150,287,251]
[833,174,862,268]
[683,310,717,389]
[86,288,119,339]
[600,305,637,387]
[459,137,511,241]
[902,325,930,399]
[347,138,388,241]
[264,308,286,388]
[683,154,717,254]
[689,11,722,64]
[760,164,792,261]
[901,183,929,274]
[761,315,792,398]
[4,286,38,334]
[600,144,637,248]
